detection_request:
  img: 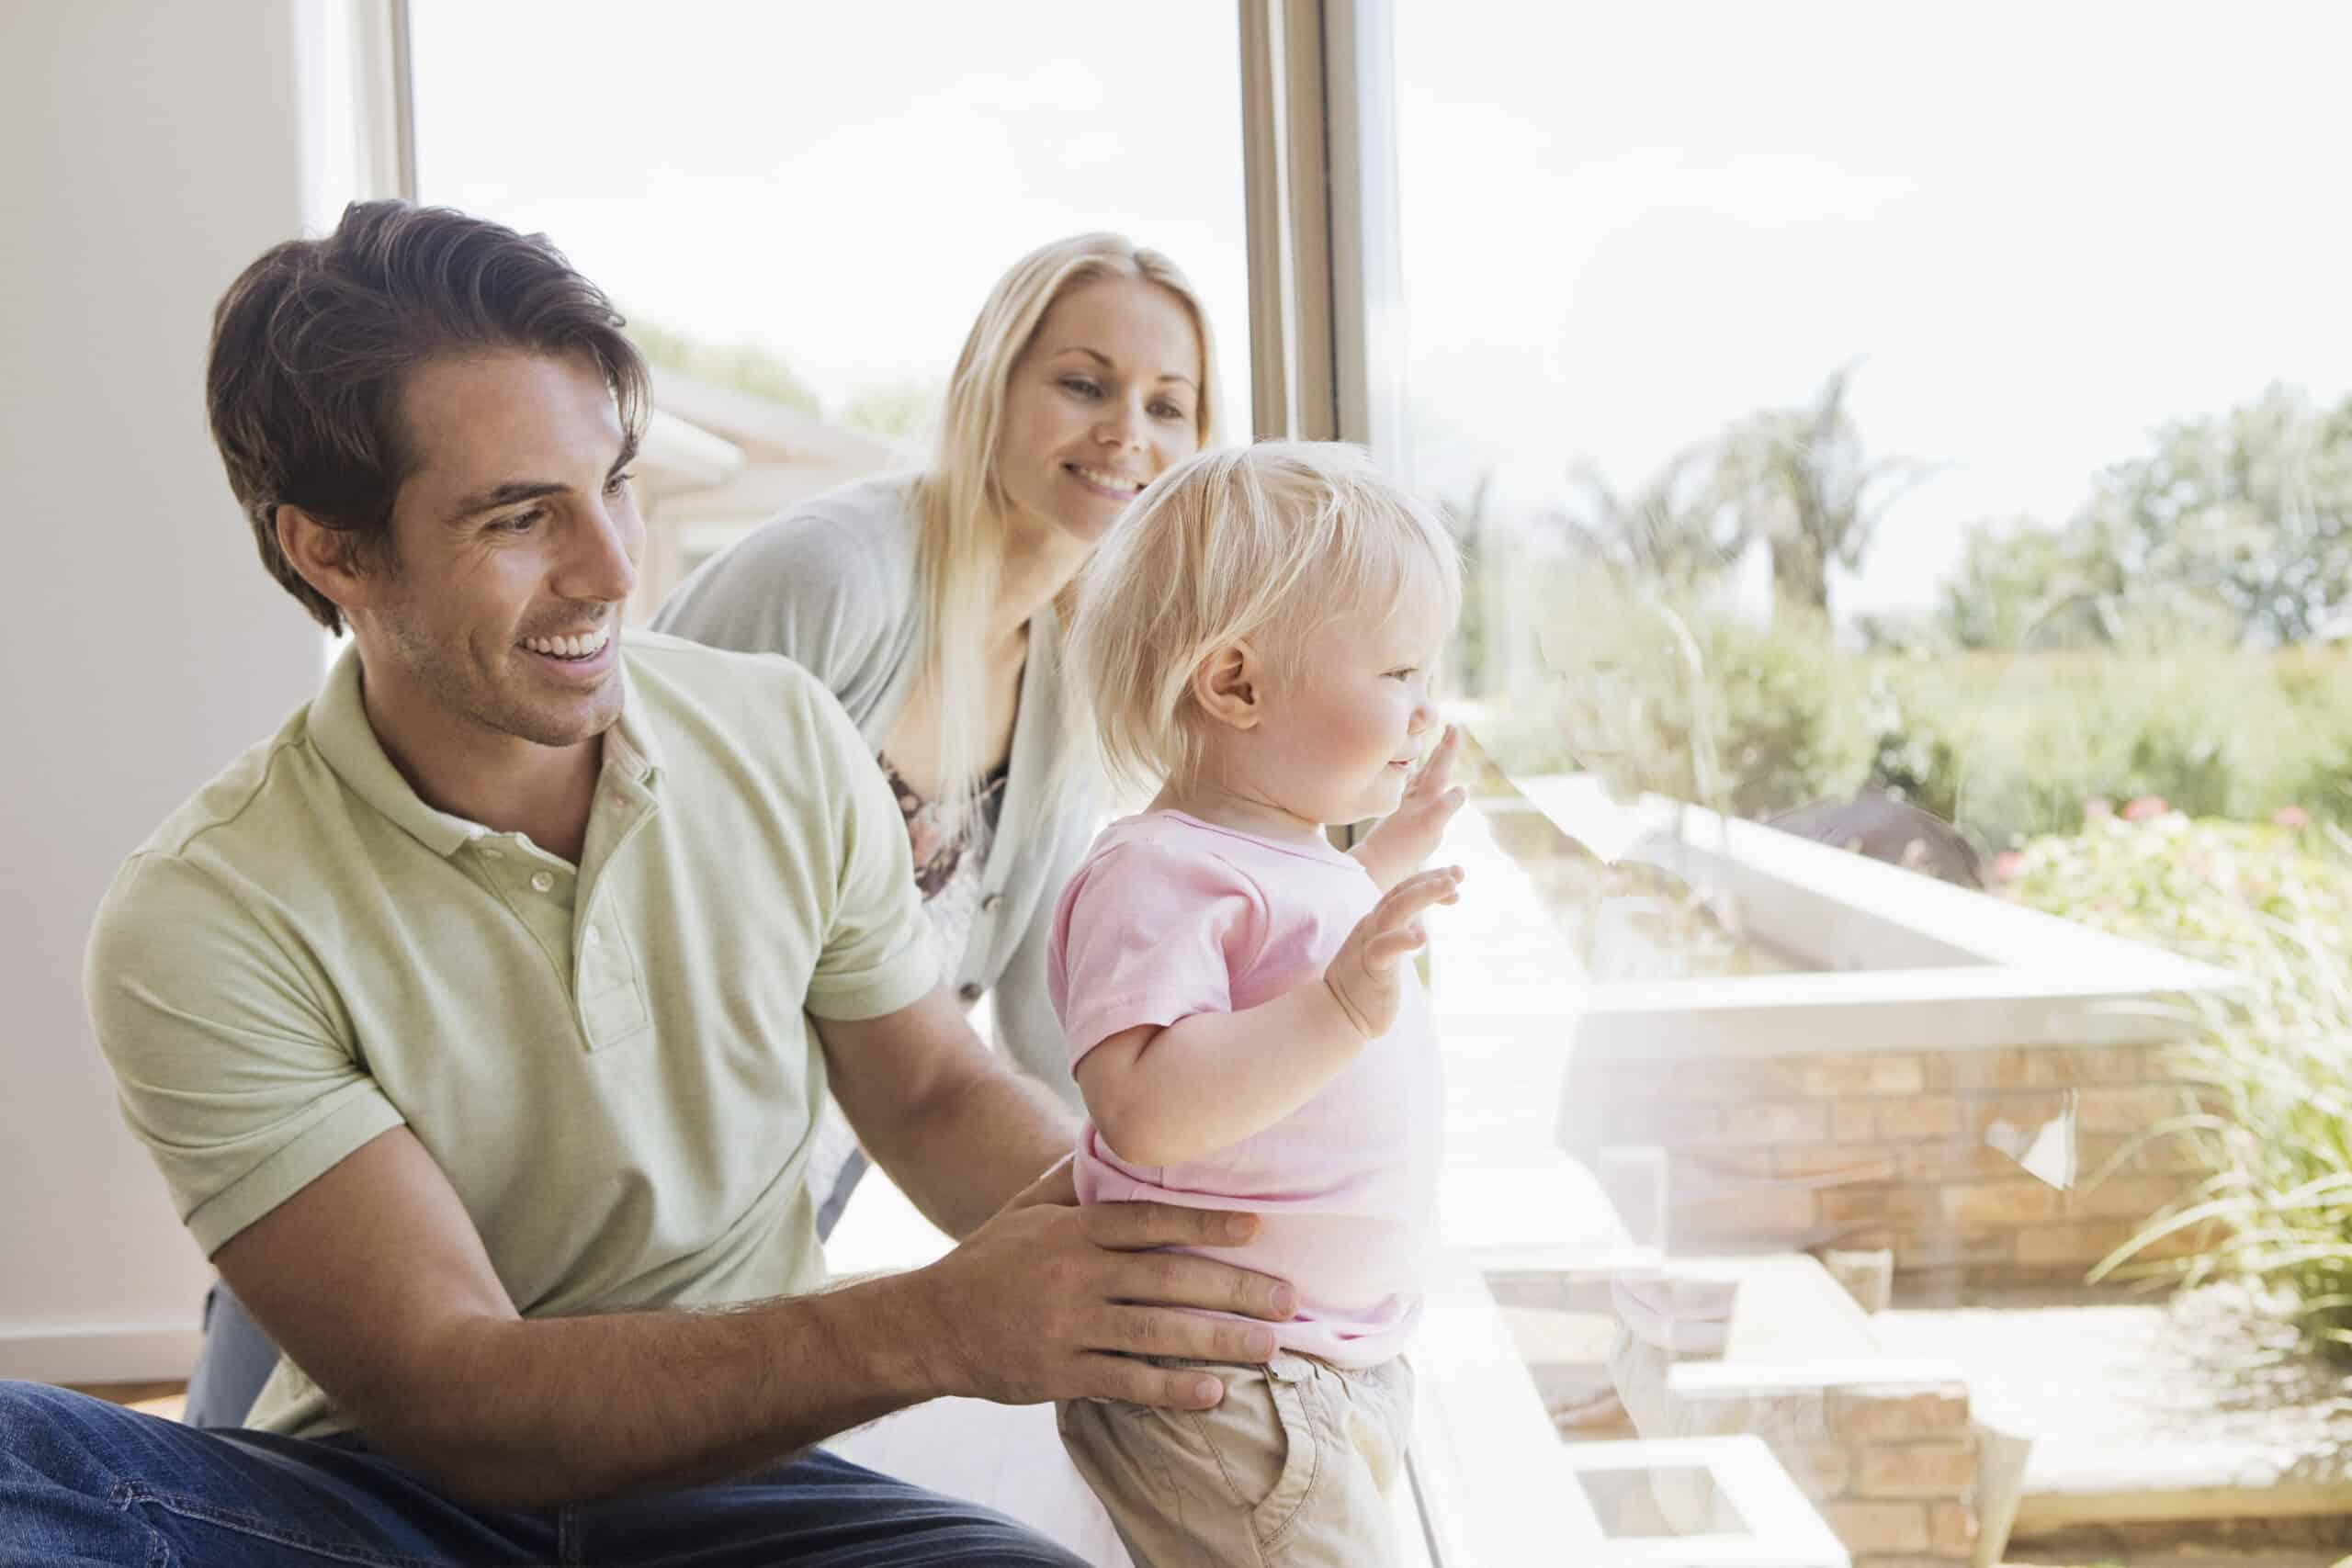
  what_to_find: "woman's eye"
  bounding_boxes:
[1151,400,1190,422]
[1060,377,1102,400]
[605,469,637,496]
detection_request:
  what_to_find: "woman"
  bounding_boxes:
[652,232,1222,1232]
[182,234,1221,1433]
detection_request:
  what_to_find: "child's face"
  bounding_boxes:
[1248,574,1452,829]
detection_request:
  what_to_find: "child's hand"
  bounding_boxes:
[1322,864,1464,1039]
[1351,726,1467,893]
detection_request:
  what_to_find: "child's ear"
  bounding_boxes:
[1190,639,1263,731]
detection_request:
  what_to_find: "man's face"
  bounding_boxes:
[355,350,641,753]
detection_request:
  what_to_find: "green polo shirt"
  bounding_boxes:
[85,633,936,1439]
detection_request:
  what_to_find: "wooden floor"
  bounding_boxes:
[61,1380,187,1421]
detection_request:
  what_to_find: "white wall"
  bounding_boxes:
[0,1,329,1382]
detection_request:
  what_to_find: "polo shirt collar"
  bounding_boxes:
[308,641,664,860]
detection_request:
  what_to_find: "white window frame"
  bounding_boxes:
[1238,0,1408,460]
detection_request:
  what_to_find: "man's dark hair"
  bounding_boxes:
[206,200,650,633]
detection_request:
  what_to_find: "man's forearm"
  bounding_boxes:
[857,1060,1079,1237]
[378,1269,944,1508]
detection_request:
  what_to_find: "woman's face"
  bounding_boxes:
[996,275,1205,549]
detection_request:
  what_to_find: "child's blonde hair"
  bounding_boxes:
[1069,440,1462,794]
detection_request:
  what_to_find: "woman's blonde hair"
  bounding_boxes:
[1069,440,1463,795]
[911,233,1220,833]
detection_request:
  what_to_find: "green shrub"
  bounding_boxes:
[2002,816,2352,1358]
[1464,568,2352,845]
[1481,575,1871,816]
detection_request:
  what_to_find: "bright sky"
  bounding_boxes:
[414,0,2352,617]
[410,1,1253,433]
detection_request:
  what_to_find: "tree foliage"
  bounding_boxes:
[626,316,822,415]
[1715,364,1936,616]
[1544,446,1744,591]
[1547,366,1930,617]
[2083,383,2352,646]
[1939,384,2352,650]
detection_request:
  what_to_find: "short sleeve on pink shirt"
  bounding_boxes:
[1049,837,1267,1068]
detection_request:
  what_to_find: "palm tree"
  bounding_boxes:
[1549,445,1745,590]
[1718,364,1934,615]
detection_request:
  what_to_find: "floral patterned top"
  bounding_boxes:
[879,753,1011,970]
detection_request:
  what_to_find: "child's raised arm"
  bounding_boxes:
[1075,865,1463,1167]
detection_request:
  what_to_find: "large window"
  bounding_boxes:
[1395,1,2352,1554]
[410,0,1252,618]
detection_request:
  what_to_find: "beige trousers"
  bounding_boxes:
[1057,1352,1415,1568]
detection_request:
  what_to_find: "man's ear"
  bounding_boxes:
[1190,639,1264,732]
[275,504,380,618]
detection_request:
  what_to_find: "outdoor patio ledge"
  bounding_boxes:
[1408,1250,1609,1563]
[1501,775,2240,1060]
[1562,1435,1853,1568]
[1567,964,2227,1059]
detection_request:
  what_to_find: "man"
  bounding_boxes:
[0,201,1289,1564]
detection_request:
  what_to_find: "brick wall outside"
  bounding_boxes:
[1662,1369,1979,1567]
[1562,1042,2218,1279]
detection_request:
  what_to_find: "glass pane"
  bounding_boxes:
[409,0,1250,620]
[1396,2,2352,1558]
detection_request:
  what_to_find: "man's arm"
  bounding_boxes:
[218,1122,1295,1511]
[814,982,1078,1237]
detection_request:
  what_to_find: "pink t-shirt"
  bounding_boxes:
[1047,809,1441,1367]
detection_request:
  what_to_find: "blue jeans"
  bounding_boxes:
[0,1381,1084,1566]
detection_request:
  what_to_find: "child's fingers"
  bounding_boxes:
[1357,868,1462,945]
[1408,729,1458,800]
[1427,724,1460,775]
[1385,864,1464,914]
[1363,922,1429,967]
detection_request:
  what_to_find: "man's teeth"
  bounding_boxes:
[1071,465,1143,494]
[524,627,610,659]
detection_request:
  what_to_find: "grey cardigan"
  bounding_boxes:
[650,474,1092,1107]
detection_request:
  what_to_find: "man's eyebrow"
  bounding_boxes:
[446,479,563,525]
[1049,345,1197,389]
[445,436,640,525]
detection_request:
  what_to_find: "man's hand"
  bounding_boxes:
[1351,725,1467,893]
[1321,863,1464,1039]
[1000,1152,1077,1213]
[904,1193,1295,1410]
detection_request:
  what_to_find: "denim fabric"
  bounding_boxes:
[0,1381,1084,1566]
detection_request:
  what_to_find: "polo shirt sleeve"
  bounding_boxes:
[85,852,404,1257]
[802,688,939,1021]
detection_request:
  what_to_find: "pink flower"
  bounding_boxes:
[1990,850,2027,883]
[2084,796,2114,821]
[2120,795,2167,823]
[2273,805,2312,829]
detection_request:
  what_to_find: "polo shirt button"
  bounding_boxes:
[481,847,503,861]
[531,872,556,893]
[979,893,1002,915]
[584,928,601,946]
[957,981,983,1003]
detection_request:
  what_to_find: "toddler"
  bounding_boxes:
[1052,441,1465,1568]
